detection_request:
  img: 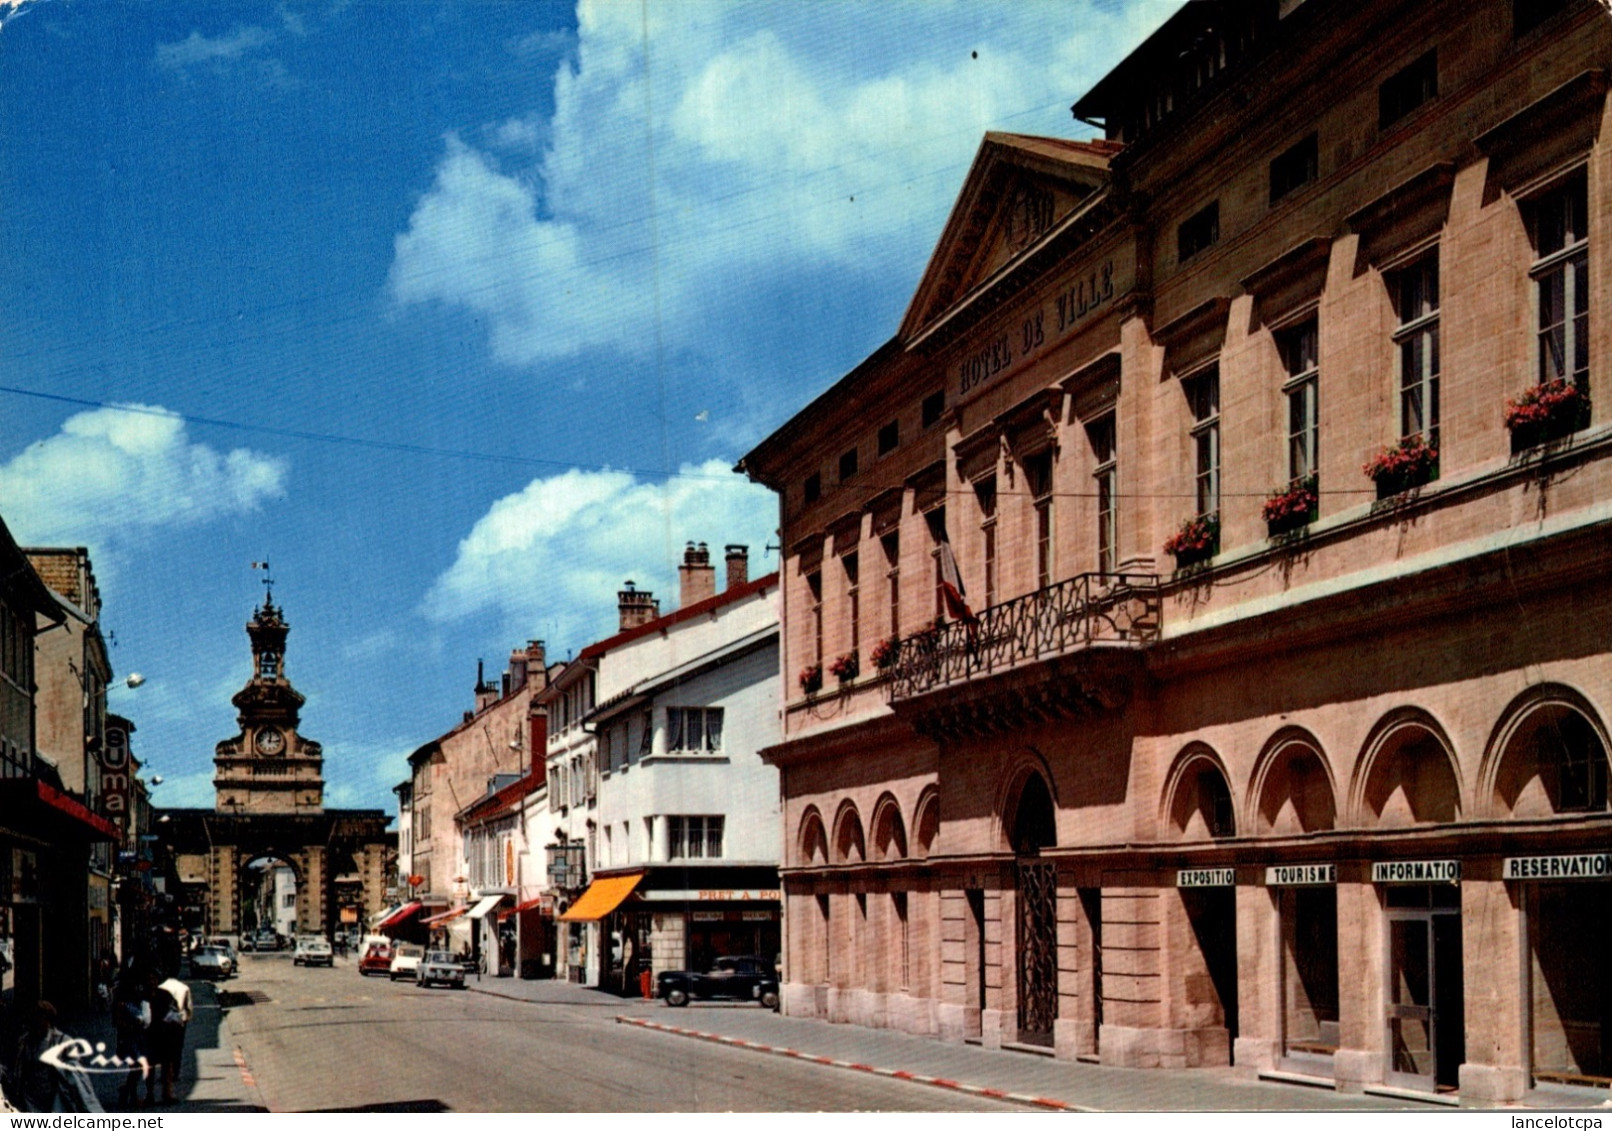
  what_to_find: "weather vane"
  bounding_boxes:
[251,560,274,603]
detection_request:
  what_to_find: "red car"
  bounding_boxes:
[358,942,393,976]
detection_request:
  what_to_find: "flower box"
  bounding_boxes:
[1505,378,1589,452]
[1263,475,1318,537]
[870,635,901,672]
[1364,435,1438,499]
[829,651,860,683]
[1163,513,1219,569]
[798,664,823,696]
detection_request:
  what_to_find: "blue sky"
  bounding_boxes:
[0,0,1177,814]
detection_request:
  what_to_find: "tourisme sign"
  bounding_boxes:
[1265,864,1336,886]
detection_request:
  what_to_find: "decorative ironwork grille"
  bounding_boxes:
[889,572,1161,701]
[1017,860,1059,1041]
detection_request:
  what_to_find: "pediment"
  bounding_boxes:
[899,132,1115,344]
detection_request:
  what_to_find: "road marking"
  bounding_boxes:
[614,1015,1094,1112]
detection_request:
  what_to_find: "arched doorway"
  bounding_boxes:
[240,854,301,949]
[1010,771,1057,1046]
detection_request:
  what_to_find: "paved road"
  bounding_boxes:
[225,952,1008,1112]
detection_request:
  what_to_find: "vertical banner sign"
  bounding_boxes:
[100,720,132,842]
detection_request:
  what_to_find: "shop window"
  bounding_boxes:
[1529,882,1612,1084]
[1530,171,1590,394]
[1270,134,1318,205]
[1178,201,1220,263]
[1281,887,1340,1061]
[1379,50,1437,130]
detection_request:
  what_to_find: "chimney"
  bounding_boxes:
[679,541,716,608]
[474,658,498,713]
[724,544,749,591]
[526,640,548,690]
[618,581,659,630]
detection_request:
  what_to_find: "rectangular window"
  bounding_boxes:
[1278,319,1320,483]
[921,391,946,429]
[975,477,997,608]
[843,551,860,659]
[1379,50,1437,130]
[1089,416,1118,575]
[1184,366,1220,518]
[669,816,724,860]
[665,707,724,753]
[1178,201,1219,263]
[839,448,859,482]
[1393,257,1440,444]
[1532,172,1590,393]
[806,570,823,667]
[1022,453,1054,590]
[925,508,948,619]
[881,532,900,636]
[1515,0,1568,37]
[803,473,820,504]
[638,710,654,757]
[877,420,899,455]
[1270,133,1318,205]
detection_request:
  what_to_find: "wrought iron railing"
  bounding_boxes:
[888,572,1162,701]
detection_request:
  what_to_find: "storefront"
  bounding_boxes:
[1507,853,1612,1089]
[1177,868,1238,1058]
[1373,860,1463,1094]
[1267,865,1339,1076]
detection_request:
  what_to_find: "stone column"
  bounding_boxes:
[1233,876,1280,1075]
[1333,868,1385,1092]
[1458,861,1528,1106]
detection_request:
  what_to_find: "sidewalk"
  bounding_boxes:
[465,975,1417,1112]
[59,976,266,1114]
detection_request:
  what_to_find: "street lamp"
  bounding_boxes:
[124,673,145,689]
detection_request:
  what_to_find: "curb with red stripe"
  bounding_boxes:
[614,1015,1092,1112]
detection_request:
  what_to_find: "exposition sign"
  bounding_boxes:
[1177,868,1235,888]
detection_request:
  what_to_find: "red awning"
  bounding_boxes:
[0,779,119,841]
[421,906,467,927]
[497,896,549,921]
[374,901,422,933]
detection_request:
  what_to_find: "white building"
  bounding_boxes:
[545,543,781,995]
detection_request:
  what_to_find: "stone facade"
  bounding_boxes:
[741,0,1612,1105]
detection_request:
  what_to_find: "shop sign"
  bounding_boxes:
[640,889,781,902]
[691,911,725,922]
[1177,868,1235,888]
[741,911,777,921]
[1372,860,1459,884]
[1504,854,1612,881]
[1265,863,1335,886]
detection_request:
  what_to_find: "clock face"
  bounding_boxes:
[255,728,286,756]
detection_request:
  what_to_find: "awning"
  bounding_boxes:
[374,901,422,933]
[467,894,506,921]
[498,895,550,921]
[421,906,467,927]
[558,872,643,922]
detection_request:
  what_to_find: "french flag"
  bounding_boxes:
[937,540,976,624]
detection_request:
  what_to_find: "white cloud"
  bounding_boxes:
[423,459,776,651]
[388,1,1178,366]
[156,25,273,71]
[0,404,286,545]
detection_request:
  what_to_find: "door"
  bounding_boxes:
[1385,897,1463,1092]
[1016,860,1058,1045]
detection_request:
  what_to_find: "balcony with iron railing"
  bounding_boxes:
[887,572,1162,703]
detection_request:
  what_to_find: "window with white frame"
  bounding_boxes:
[1392,256,1440,445]
[1278,318,1320,483]
[1183,366,1220,518]
[666,707,724,754]
[1088,416,1117,575]
[638,710,653,759]
[668,815,725,860]
[1532,172,1589,394]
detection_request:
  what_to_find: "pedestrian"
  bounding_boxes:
[144,971,181,1105]
[113,974,150,1108]
[155,970,192,1104]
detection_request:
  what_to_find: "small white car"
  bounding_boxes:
[388,943,424,981]
[293,936,333,967]
[193,945,234,980]
[417,950,465,989]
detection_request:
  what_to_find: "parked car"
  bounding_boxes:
[293,936,334,967]
[358,941,393,976]
[657,955,779,1009]
[250,928,281,952]
[417,950,465,989]
[205,937,240,977]
[389,943,424,982]
[192,945,235,980]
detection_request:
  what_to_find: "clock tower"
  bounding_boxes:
[213,596,325,813]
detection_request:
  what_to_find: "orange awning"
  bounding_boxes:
[558,873,643,922]
[421,906,467,927]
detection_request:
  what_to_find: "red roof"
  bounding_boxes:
[457,769,543,825]
[575,572,778,663]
